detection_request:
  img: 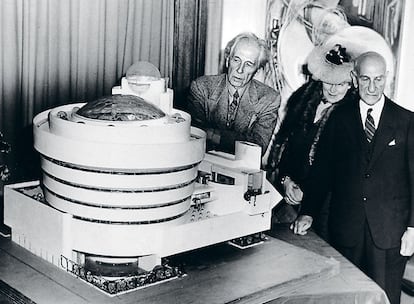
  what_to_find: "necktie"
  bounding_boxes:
[231,90,239,108]
[365,108,375,142]
[226,90,239,128]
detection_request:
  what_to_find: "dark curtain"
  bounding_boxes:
[0,0,174,184]
[172,0,208,111]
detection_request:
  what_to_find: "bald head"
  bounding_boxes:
[354,52,387,75]
[351,51,388,106]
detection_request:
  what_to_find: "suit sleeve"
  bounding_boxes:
[187,79,231,151]
[187,79,223,151]
[246,91,280,154]
[187,79,208,129]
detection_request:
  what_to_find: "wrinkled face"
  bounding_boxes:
[322,81,351,104]
[352,55,387,106]
[227,40,260,88]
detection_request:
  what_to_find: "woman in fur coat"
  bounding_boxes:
[267,43,359,238]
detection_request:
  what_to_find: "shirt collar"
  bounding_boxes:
[359,95,385,126]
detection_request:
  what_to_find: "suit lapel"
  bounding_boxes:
[209,78,260,130]
[235,81,257,131]
[367,98,396,170]
[209,75,229,125]
[343,99,366,152]
[246,80,259,106]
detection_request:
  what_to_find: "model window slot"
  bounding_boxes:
[212,172,235,185]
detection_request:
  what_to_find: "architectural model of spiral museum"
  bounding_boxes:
[3,62,281,295]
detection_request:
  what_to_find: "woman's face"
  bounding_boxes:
[322,81,351,104]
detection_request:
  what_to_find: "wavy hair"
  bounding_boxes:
[223,32,270,70]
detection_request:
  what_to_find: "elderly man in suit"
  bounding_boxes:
[187,32,280,155]
[292,52,414,304]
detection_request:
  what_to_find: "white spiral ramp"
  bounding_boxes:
[33,102,205,256]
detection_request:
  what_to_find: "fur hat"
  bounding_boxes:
[306,26,394,85]
[306,42,356,84]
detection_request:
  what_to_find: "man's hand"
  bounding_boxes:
[401,228,414,256]
[206,128,221,145]
[283,177,303,206]
[290,215,313,235]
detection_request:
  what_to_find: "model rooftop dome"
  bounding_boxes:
[76,94,166,121]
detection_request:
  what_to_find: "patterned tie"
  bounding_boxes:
[231,90,239,108]
[365,108,375,142]
[226,90,239,128]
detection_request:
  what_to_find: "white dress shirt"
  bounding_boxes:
[359,95,385,128]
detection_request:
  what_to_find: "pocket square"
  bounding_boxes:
[388,139,396,146]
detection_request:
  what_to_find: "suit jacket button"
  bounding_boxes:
[363,197,367,202]
[365,173,370,178]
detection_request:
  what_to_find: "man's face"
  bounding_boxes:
[322,81,351,104]
[352,55,387,106]
[227,40,260,88]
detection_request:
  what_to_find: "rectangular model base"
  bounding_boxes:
[0,232,339,303]
[4,181,274,272]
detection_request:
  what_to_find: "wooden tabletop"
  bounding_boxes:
[268,224,391,304]
[0,224,390,304]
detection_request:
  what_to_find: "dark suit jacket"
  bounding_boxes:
[187,74,280,155]
[302,96,414,249]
